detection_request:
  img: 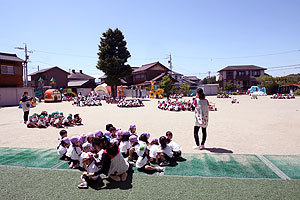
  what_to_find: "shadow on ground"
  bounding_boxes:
[205,147,233,154]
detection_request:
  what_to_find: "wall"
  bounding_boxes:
[0,60,23,87]
[0,87,34,106]
[198,84,219,96]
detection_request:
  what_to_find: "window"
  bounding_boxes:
[1,65,14,75]
[252,70,260,77]
[237,71,246,76]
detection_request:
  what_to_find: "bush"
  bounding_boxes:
[218,91,226,95]
[294,87,300,96]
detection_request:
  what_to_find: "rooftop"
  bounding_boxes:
[0,52,24,62]
[29,66,69,76]
[133,61,169,73]
[68,70,95,80]
[218,65,267,72]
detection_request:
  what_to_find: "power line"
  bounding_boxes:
[173,49,300,60]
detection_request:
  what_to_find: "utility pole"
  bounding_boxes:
[15,43,33,87]
[208,71,211,78]
[38,65,40,71]
[165,53,173,74]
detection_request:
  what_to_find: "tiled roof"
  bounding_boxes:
[0,52,24,62]
[29,66,69,76]
[133,61,169,73]
[218,65,267,72]
[68,80,89,87]
[68,72,95,80]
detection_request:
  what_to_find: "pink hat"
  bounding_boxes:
[130,124,136,129]
[87,132,94,137]
[129,135,138,143]
[62,137,70,145]
[94,130,103,137]
[70,136,80,144]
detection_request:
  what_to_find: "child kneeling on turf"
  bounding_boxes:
[57,137,71,160]
[66,136,82,169]
[157,136,174,166]
[78,152,102,189]
[166,131,182,158]
[136,143,164,173]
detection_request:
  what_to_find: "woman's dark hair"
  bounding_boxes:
[159,136,167,149]
[106,124,114,131]
[197,88,205,99]
[93,137,110,149]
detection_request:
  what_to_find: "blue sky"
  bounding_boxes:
[1,0,299,79]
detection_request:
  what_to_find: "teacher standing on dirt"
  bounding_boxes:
[21,92,31,124]
[192,88,209,150]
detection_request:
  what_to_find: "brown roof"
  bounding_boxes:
[218,65,267,72]
[68,71,95,80]
[133,61,169,73]
[29,66,69,76]
[0,52,24,62]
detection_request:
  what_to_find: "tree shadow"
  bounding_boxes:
[204,147,233,154]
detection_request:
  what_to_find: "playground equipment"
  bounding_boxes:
[149,81,164,99]
[248,86,266,96]
[44,89,62,102]
[94,85,109,97]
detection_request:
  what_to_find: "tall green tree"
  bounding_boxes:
[160,75,174,96]
[96,28,132,98]
[180,82,190,96]
[256,75,278,94]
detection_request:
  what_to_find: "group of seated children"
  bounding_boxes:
[158,99,195,112]
[26,111,82,128]
[73,97,102,107]
[117,99,144,108]
[270,93,295,99]
[57,124,182,189]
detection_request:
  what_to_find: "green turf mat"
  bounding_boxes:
[164,154,279,178]
[264,155,300,179]
[0,148,61,168]
[0,166,299,200]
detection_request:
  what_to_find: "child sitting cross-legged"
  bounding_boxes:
[78,152,103,189]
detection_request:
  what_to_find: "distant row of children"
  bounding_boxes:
[270,93,295,99]
[73,97,102,107]
[158,100,195,111]
[26,111,82,128]
[57,124,182,189]
[117,99,144,107]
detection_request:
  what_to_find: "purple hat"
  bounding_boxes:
[104,131,111,137]
[129,135,138,143]
[82,142,92,149]
[62,137,70,145]
[142,132,150,139]
[87,132,94,137]
[130,124,136,129]
[94,130,103,137]
[123,130,130,136]
[81,133,86,138]
[151,138,158,143]
[70,136,80,144]
[117,130,123,136]
[79,137,86,144]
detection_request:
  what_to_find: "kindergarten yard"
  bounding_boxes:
[0,95,300,200]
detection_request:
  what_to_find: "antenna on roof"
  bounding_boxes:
[165,53,173,74]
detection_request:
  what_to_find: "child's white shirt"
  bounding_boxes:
[158,144,173,158]
[119,141,131,154]
[67,145,81,160]
[57,145,67,158]
[136,156,148,168]
[168,140,182,152]
[149,144,159,158]
[86,160,100,179]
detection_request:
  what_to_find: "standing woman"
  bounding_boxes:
[193,88,209,150]
[21,92,31,124]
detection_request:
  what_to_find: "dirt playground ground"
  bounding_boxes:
[0,95,299,155]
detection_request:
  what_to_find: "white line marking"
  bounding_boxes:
[257,155,291,180]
